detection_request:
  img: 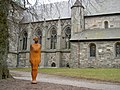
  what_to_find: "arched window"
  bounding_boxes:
[51,62,56,67]
[64,27,71,49]
[115,42,120,57]
[90,43,96,57]
[34,28,42,44]
[50,27,57,49]
[37,30,42,44]
[22,31,28,50]
[66,63,70,68]
[104,21,108,29]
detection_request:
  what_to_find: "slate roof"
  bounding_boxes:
[23,0,120,23]
[70,28,120,41]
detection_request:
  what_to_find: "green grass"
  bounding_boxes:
[9,68,120,83]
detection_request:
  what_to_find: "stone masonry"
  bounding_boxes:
[7,0,120,68]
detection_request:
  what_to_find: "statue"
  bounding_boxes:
[30,37,41,84]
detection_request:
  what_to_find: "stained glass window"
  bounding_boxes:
[51,27,57,49]
[65,27,71,49]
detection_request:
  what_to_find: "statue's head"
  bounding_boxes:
[33,37,38,43]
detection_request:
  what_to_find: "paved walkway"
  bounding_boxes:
[10,70,120,90]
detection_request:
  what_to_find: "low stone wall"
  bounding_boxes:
[71,41,120,68]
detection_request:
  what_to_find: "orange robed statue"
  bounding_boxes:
[30,37,41,84]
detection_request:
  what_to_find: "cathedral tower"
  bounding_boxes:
[71,0,84,36]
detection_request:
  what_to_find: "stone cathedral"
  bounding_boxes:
[7,0,120,68]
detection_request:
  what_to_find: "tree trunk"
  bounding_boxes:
[0,0,11,79]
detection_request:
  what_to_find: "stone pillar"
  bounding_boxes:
[70,0,84,68]
[27,23,33,51]
[40,19,47,67]
[26,23,32,67]
[71,0,84,36]
[56,18,62,67]
[42,19,46,50]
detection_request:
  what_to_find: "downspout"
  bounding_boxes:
[78,40,80,68]
[16,24,20,67]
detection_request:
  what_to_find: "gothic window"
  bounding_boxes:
[50,27,57,49]
[64,27,71,49]
[104,21,108,29]
[37,30,42,44]
[22,31,28,50]
[19,39,22,50]
[90,43,96,57]
[115,42,120,57]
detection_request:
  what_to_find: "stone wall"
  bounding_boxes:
[46,53,57,67]
[85,15,120,29]
[61,53,71,67]
[7,20,18,68]
[70,42,80,68]
[7,2,24,68]
[18,52,30,67]
[40,52,71,67]
[71,41,120,68]
[7,53,17,67]
[16,19,72,68]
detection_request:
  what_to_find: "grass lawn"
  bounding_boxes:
[9,68,120,83]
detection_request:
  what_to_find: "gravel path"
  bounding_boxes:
[0,79,94,90]
[9,70,120,90]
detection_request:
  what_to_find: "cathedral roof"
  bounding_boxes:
[23,0,120,23]
[70,28,120,41]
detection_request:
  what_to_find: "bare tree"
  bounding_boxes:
[0,0,37,79]
[0,0,11,79]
